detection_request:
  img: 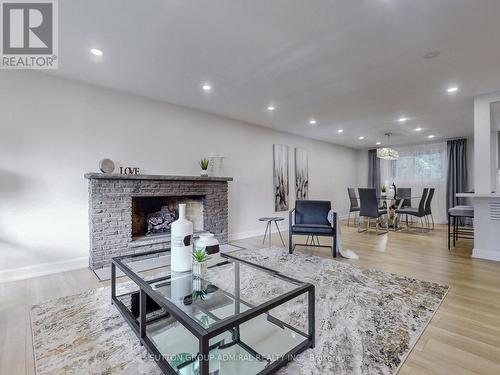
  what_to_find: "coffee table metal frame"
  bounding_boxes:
[111,249,315,375]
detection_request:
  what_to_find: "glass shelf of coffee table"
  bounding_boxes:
[111,249,315,375]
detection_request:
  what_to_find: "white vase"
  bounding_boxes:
[171,204,193,272]
[200,169,208,177]
[194,233,220,255]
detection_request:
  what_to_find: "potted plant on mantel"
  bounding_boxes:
[192,249,210,278]
[199,158,209,177]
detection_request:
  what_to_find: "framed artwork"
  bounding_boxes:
[273,144,289,211]
[295,148,308,200]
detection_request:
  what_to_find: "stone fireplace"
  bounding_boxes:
[85,173,232,269]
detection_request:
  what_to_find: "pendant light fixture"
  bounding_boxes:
[377,133,399,160]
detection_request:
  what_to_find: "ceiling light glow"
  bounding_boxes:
[447,86,459,93]
[338,129,343,133]
[397,117,409,123]
[309,119,317,125]
[414,127,423,131]
[202,84,212,91]
[90,48,103,56]
[267,106,275,111]
[428,135,435,139]
[376,142,381,145]
[359,136,365,140]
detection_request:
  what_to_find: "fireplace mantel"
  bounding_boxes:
[84,173,233,182]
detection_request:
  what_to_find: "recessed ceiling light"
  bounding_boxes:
[423,50,440,59]
[90,48,103,56]
[202,84,212,91]
[428,134,435,139]
[267,105,275,111]
[359,136,365,140]
[414,127,423,131]
[337,129,343,133]
[309,119,317,125]
[397,117,409,123]
[447,86,459,93]
[376,141,381,145]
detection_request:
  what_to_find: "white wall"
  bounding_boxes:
[0,71,358,277]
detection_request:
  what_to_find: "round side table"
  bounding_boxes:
[258,217,285,248]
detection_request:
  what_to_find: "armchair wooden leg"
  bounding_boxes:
[289,232,293,254]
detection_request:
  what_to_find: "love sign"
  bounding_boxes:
[120,167,140,175]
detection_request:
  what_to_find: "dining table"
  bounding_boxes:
[355,194,422,230]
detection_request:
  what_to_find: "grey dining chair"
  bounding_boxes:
[358,188,389,234]
[347,188,360,227]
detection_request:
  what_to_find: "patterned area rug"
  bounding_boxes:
[31,248,448,374]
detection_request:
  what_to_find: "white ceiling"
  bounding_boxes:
[48,0,500,148]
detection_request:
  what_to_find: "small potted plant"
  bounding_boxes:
[381,184,386,194]
[199,158,210,176]
[192,249,210,277]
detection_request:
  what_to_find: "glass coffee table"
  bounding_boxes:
[111,249,315,375]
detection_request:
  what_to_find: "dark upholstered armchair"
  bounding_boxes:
[289,200,337,257]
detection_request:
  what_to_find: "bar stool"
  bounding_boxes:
[448,205,474,249]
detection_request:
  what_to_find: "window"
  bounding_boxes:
[390,151,444,181]
[381,142,447,223]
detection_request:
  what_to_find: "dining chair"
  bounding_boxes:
[424,188,435,230]
[358,188,389,234]
[395,188,429,232]
[396,188,412,208]
[347,188,360,227]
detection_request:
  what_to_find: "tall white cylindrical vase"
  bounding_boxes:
[171,204,193,272]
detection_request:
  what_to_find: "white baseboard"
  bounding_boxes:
[472,248,500,262]
[229,225,288,241]
[0,257,88,284]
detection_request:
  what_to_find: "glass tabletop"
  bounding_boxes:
[118,251,307,330]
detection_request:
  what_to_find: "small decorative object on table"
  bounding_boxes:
[194,232,220,254]
[199,158,209,176]
[381,184,386,193]
[192,249,210,278]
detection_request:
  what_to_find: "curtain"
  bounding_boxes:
[380,142,448,223]
[368,149,380,189]
[446,139,469,220]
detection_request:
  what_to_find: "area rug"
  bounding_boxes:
[30,247,448,375]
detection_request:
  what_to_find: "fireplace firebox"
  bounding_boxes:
[131,196,204,239]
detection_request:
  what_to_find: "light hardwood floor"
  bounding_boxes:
[2,222,500,374]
